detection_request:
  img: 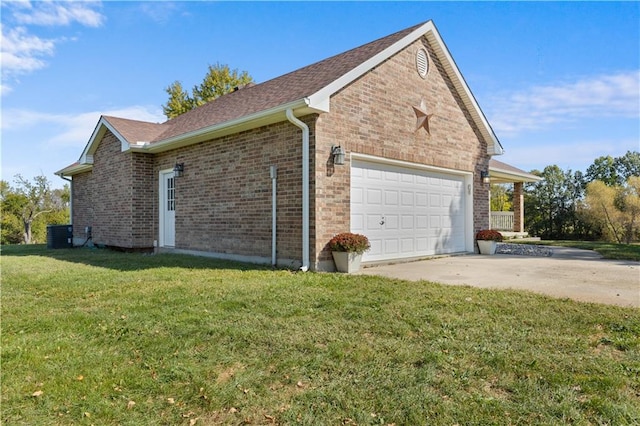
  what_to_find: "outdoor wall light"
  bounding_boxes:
[173,162,184,177]
[481,170,490,184]
[331,145,346,165]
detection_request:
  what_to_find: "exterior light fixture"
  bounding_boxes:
[331,145,346,165]
[173,163,184,177]
[481,170,490,184]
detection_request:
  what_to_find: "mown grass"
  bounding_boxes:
[511,240,640,261]
[2,245,639,425]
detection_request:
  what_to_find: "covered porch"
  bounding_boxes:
[488,159,542,237]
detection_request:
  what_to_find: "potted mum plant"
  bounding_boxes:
[476,229,503,255]
[328,232,371,273]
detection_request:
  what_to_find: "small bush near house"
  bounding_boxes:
[328,232,371,253]
[475,229,504,241]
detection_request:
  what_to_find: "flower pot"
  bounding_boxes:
[477,240,497,255]
[332,251,363,273]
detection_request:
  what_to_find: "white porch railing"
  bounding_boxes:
[491,211,514,231]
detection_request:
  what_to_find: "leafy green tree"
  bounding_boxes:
[162,63,253,119]
[586,155,619,186]
[1,180,28,244]
[162,81,194,119]
[1,178,70,245]
[614,151,640,183]
[524,166,586,239]
[490,184,513,211]
[14,174,54,244]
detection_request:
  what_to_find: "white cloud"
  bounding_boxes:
[138,2,180,24]
[488,71,640,136]
[11,1,104,27]
[2,106,165,148]
[1,105,165,184]
[0,1,105,95]
[0,26,57,75]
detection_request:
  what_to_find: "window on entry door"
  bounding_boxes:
[167,177,175,211]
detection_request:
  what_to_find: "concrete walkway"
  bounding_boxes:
[358,247,639,308]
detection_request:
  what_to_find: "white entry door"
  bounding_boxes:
[160,170,176,247]
[351,159,466,262]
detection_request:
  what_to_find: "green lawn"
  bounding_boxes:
[511,240,640,261]
[2,245,639,425]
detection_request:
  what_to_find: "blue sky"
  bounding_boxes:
[2,1,639,189]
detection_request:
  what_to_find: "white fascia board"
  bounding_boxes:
[307,21,437,111]
[424,26,504,156]
[55,162,93,177]
[306,21,504,158]
[351,153,473,177]
[489,167,542,183]
[79,116,132,161]
[143,98,311,154]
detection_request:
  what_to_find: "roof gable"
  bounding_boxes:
[73,116,167,166]
[58,20,503,177]
[153,22,424,143]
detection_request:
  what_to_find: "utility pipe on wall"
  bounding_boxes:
[60,176,73,225]
[285,108,310,271]
[270,165,277,267]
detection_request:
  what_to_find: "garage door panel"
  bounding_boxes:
[384,190,398,205]
[385,239,399,254]
[368,239,383,256]
[351,214,364,232]
[401,191,414,206]
[351,160,467,262]
[367,169,383,180]
[401,215,414,229]
[366,188,382,204]
[351,187,364,204]
[385,215,399,229]
[366,214,382,230]
[385,170,400,183]
[401,238,414,253]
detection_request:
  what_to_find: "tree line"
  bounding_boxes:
[506,151,639,243]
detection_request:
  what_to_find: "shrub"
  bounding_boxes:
[328,232,371,253]
[476,229,504,242]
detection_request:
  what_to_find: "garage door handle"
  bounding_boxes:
[380,216,385,225]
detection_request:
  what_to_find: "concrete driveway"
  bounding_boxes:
[358,247,639,308]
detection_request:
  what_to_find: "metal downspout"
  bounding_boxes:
[270,165,277,267]
[285,108,310,271]
[60,175,73,225]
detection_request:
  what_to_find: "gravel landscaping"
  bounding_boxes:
[497,242,553,257]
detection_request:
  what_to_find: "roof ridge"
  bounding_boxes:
[152,20,429,142]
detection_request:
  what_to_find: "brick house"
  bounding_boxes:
[57,20,515,271]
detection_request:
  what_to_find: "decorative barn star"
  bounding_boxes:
[412,98,433,134]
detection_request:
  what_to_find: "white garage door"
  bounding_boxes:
[351,159,467,262]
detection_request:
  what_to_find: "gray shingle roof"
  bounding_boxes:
[109,22,426,144]
[102,116,168,144]
[58,19,506,177]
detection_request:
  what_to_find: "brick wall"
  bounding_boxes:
[71,171,93,243]
[71,36,492,267]
[314,36,491,267]
[130,152,155,247]
[72,131,155,249]
[154,117,316,265]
